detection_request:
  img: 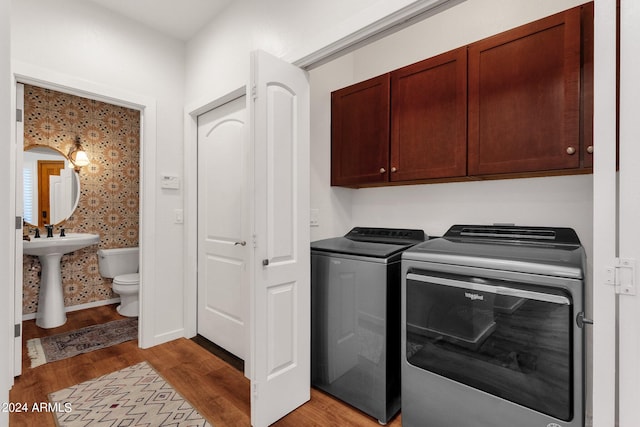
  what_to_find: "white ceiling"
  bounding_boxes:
[85,0,234,41]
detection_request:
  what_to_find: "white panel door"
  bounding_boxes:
[197,95,249,361]
[617,0,640,424]
[250,50,310,427]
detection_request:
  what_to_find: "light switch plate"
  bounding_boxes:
[161,175,180,189]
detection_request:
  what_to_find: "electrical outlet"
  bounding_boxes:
[174,209,184,224]
[310,209,319,227]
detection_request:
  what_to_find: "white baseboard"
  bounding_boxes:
[21,298,121,321]
[148,328,185,348]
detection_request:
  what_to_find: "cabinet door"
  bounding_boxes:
[331,75,390,187]
[468,6,582,176]
[391,47,467,181]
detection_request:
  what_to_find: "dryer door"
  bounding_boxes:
[405,271,574,421]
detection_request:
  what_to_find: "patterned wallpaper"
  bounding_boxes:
[22,84,140,315]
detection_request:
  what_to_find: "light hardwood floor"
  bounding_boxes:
[10,304,402,426]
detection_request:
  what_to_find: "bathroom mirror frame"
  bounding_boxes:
[23,144,81,228]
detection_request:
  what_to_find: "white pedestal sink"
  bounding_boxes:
[24,233,100,328]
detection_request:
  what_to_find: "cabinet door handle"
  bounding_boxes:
[234,241,246,246]
[391,167,397,173]
[586,145,594,154]
[566,146,576,155]
[379,168,386,174]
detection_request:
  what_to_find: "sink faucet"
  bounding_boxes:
[45,225,54,238]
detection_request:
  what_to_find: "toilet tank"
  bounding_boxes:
[97,247,139,278]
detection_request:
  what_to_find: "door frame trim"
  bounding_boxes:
[11,60,157,349]
[289,0,464,69]
[592,0,618,425]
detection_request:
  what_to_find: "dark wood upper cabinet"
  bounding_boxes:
[468,5,584,176]
[330,3,593,187]
[331,74,390,187]
[390,47,467,181]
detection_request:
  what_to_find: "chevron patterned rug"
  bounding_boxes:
[49,361,212,426]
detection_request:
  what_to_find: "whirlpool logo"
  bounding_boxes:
[547,423,563,427]
[464,292,484,301]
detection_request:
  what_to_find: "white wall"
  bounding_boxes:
[309,53,356,239]
[11,0,186,345]
[1,0,13,422]
[184,0,439,106]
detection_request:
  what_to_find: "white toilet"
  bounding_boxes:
[97,247,139,317]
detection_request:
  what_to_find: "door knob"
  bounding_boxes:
[234,241,246,246]
[379,168,386,174]
[391,167,397,173]
[587,145,594,154]
[566,146,576,155]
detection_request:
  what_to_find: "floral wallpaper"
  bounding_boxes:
[22,84,140,315]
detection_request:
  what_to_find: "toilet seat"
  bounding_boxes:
[113,273,139,286]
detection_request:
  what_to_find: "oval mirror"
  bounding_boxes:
[23,145,80,228]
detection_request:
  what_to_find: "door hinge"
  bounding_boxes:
[251,84,257,101]
[16,216,22,230]
[605,258,636,295]
[15,324,21,338]
[252,382,259,398]
[16,108,23,123]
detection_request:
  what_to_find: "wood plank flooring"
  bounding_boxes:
[10,304,402,426]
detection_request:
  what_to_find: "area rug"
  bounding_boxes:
[27,318,138,368]
[49,361,212,426]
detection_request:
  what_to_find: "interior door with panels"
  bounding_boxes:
[468,5,582,176]
[251,50,310,427]
[37,160,64,227]
[197,95,249,362]
[390,47,467,181]
[331,74,390,187]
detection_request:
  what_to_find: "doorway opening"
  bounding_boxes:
[18,82,142,372]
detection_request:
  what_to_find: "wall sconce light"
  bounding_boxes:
[68,136,90,172]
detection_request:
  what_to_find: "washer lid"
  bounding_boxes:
[311,237,414,258]
[403,225,585,279]
[311,227,426,258]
